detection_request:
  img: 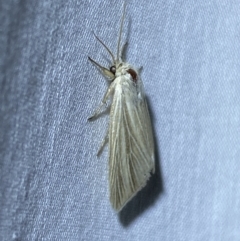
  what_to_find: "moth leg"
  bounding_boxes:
[97,128,109,156]
[88,102,107,121]
[88,81,116,120]
[138,66,143,72]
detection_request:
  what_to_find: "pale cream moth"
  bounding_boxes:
[88,2,155,211]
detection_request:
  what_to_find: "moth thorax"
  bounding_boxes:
[127,69,137,82]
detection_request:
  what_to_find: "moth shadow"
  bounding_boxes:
[118,96,164,226]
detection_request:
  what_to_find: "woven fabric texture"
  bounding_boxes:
[1,0,240,240]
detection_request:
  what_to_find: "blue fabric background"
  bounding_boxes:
[1,0,240,240]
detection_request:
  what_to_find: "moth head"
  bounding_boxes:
[110,65,116,75]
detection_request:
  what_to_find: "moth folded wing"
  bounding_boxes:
[141,91,155,173]
[109,80,155,211]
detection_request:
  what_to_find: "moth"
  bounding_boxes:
[88,3,155,211]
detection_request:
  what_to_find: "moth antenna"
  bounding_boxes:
[120,41,128,61]
[117,2,126,61]
[93,32,115,63]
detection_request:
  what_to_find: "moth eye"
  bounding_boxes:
[110,66,116,74]
[127,69,137,82]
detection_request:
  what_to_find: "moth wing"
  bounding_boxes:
[109,76,154,211]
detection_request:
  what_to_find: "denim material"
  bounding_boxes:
[1,0,240,240]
